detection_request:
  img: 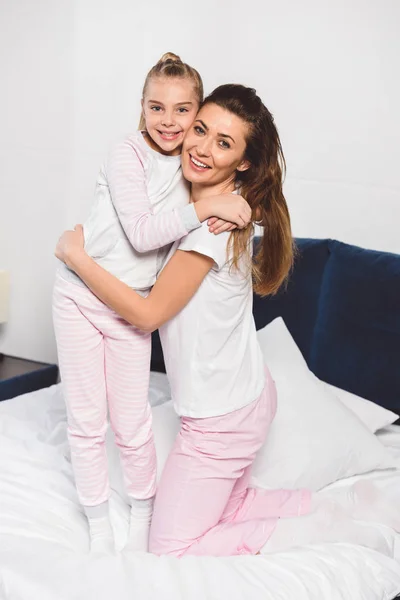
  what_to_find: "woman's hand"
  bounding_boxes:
[55,224,85,269]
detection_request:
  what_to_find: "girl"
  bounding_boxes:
[56,84,396,557]
[53,55,251,555]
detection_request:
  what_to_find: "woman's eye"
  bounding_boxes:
[194,126,205,135]
[219,140,230,149]
[150,106,161,112]
[178,107,189,113]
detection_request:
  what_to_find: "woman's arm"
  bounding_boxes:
[56,226,213,333]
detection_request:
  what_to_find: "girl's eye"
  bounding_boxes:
[150,106,162,112]
[178,107,189,113]
[219,140,230,149]
[194,125,205,135]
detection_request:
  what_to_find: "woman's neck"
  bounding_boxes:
[191,179,236,203]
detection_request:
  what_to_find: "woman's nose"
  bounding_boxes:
[196,137,212,157]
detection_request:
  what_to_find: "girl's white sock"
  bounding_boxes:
[124,497,154,553]
[84,501,115,555]
[87,515,115,554]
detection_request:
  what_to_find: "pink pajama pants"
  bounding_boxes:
[52,273,156,507]
[149,367,311,557]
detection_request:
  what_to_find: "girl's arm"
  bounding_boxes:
[56,225,213,333]
[107,138,250,252]
[108,138,199,252]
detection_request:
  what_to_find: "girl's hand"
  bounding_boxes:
[207,217,236,235]
[55,224,85,268]
[195,194,251,229]
[206,193,251,229]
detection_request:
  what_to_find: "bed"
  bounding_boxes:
[0,237,399,600]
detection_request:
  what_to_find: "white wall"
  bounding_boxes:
[0,0,73,363]
[1,0,399,363]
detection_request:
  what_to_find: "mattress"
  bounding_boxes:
[0,378,399,600]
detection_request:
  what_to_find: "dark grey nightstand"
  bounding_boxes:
[0,353,59,401]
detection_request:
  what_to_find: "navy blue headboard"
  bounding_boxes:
[151,238,400,417]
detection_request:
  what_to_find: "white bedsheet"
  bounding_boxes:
[0,381,400,600]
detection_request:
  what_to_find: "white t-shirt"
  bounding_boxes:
[159,222,265,418]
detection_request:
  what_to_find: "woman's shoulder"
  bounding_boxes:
[181,221,231,247]
[179,222,231,271]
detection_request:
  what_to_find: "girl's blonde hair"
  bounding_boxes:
[139,52,203,130]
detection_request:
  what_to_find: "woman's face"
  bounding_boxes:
[181,102,250,186]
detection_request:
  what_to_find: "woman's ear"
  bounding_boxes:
[237,159,251,173]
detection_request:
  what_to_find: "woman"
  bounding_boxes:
[56,84,389,557]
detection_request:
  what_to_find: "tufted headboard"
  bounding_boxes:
[151,238,400,417]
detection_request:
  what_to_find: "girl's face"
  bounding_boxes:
[181,102,250,187]
[142,77,199,156]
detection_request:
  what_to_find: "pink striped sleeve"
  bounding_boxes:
[106,137,200,253]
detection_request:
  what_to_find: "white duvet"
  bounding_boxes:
[0,379,400,600]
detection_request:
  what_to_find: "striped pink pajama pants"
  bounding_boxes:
[149,367,311,557]
[52,273,156,507]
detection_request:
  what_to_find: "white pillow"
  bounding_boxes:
[321,382,398,433]
[145,318,394,492]
[244,316,398,433]
[253,318,398,433]
[250,318,394,490]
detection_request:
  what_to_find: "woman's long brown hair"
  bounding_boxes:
[203,84,294,296]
